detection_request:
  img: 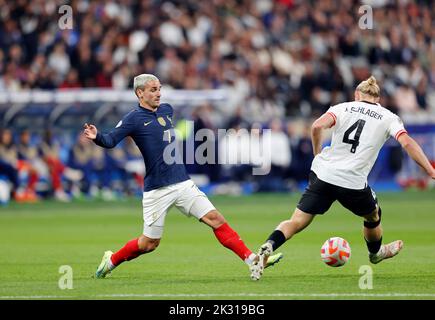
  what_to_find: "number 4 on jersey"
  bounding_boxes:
[342,119,366,153]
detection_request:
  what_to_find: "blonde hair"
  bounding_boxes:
[356,76,380,98]
[133,74,159,93]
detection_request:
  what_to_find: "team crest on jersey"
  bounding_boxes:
[157,117,166,126]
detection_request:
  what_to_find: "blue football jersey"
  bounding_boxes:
[93,103,190,191]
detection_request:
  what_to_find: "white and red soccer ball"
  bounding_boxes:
[321,237,351,267]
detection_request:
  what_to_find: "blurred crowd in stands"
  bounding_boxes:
[0,0,434,121]
[0,116,316,203]
[0,127,146,203]
[1,0,434,203]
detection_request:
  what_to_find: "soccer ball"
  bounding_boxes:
[321,237,351,267]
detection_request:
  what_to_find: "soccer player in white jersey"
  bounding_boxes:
[250,76,435,280]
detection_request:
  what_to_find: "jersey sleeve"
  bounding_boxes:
[326,103,344,127]
[387,115,407,140]
[94,112,135,148]
[160,103,174,115]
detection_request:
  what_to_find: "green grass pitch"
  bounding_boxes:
[0,191,434,300]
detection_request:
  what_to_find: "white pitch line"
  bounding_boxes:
[97,293,435,298]
[0,295,71,299]
[2,293,435,299]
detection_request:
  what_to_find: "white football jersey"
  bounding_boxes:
[311,101,407,190]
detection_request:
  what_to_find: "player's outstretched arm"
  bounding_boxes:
[84,120,132,148]
[398,133,435,179]
[83,123,98,140]
[311,113,335,156]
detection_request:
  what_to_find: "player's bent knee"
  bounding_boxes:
[144,239,160,252]
[138,236,161,252]
[364,219,381,229]
[201,210,226,228]
[289,209,315,232]
[363,207,382,229]
[145,241,159,252]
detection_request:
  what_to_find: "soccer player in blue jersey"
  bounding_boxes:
[84,74,282,279]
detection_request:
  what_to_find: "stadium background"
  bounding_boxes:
[0,0,434,203]
[0,0,434,301]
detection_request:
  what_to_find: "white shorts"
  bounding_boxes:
[142,179,216,239]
